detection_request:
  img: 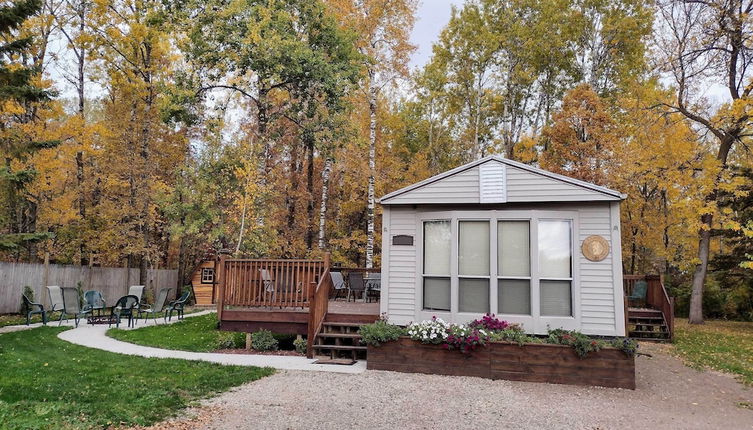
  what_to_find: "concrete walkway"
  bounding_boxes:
[1,309,366,374]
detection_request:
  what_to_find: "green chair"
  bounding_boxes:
[166,290,190,321]
[627,280,648,307]
[83,290,106,316]
[46,286,65,320]
[110,295,139,328]
[137,288,171,324]
[22,293,46,326]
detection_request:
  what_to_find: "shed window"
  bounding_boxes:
[423,221,451,311]
[201,268,214,284]
[538,220,572,316]
[458,221,490,313]
[497,221,531,315]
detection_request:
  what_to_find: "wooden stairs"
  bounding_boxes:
[627,308,670,341]
[312,322,367,364]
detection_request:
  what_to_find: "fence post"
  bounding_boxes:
[42,252,50,308]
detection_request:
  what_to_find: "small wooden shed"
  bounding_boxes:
[378,156,627,336]
[191,259,217,305]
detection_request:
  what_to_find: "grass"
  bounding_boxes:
[108,312,245,352]
[0,307,201,329]
[0,326,273,430]
[673,318,753,385]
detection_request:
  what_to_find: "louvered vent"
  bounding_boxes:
[479,162,506,203]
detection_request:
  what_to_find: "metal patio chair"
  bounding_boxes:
[330,271,347,300]
[46,286,65,319]
[347,272,366,302]
[138,287,171,324]
[59,287,91,327]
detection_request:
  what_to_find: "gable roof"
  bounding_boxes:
[379,156,626,205]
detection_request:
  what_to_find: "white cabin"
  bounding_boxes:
[378,156,627,336]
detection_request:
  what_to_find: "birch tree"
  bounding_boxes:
[326,0,417,268]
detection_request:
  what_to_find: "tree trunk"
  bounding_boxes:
[688,213,713,324]
[366,82,377,269]
[305,133,315,250]
[318,157,332,250]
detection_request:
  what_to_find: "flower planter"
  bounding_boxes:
[367,337,635,389]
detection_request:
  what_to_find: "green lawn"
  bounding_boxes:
[673,318,753,385]
[0,327,273,430]
[0,314,44,327]
[108,312,245,352]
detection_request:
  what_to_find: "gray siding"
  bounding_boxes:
[385,206,418,324]
[381,201,621,336]
[506,165,615,202]
[385,167,480,204]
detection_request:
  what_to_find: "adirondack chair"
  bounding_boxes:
[330,271,347,300]
[137,288,171,325]
[166,290,190,321]
[59,287,91,327]
[110,295,139,328]
[627,280,648,308]
[22,293,46,325]
[46,286,65,319]
[83,290,106,316]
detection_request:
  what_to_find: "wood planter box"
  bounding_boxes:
[367,337,635,389]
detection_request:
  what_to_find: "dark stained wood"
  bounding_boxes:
[367,338,635,390]
[324,313,379,324]
[220,320,308,335]
[307,255,332,358]
[624,274,675,341]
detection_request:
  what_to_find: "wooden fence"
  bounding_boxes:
[0,261,178,313]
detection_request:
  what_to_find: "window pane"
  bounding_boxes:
[539,220,572,278]
[424,221,451,275]
[498,221,530,277]
[498,279,530,315]
[540,280,572,316]
[423,277,450,311]
[459,221,490,276]
[459,278,489,313]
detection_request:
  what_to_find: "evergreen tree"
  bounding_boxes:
[0,0,57,254]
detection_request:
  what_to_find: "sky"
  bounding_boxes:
[409,0,465,69]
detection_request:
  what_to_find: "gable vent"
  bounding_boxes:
[479,162,507,203]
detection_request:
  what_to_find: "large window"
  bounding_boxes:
[423,221,451,311]
[497,221,530,315]
[538,220,573,316]
[458,221,490,313]
[420,213,574,320]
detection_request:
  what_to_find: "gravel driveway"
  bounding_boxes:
[144,344,753,430]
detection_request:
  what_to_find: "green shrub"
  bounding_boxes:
[251,329,278,351]
[546,328,604,358]
[610,337,639,357]
[20,286,34,312]
[216,331,244,349]
[488,325,540,346]
[359,320,405,346]
[293,337,307,355]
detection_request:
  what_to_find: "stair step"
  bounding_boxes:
[629,315,665,321]
[312,344,367,351]
[317,333,361,339]
[629,330,669,335]
[313,358,357,366]
[323,322,364,328]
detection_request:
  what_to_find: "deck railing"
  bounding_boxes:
[216,256,328,315]
[306,269,333,358]
[624,274,675,341]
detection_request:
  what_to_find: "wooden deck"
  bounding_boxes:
[624,275,674,341]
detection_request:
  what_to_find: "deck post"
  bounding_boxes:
[216,254,226,322]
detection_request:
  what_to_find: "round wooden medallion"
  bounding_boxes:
[582,235,610,262]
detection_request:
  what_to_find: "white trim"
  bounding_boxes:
[610,201,626,336]
[380,206,390,317]
[413,208,580,334]
[380,156,625,204]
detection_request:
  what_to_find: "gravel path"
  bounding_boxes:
[143,343,753,430]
